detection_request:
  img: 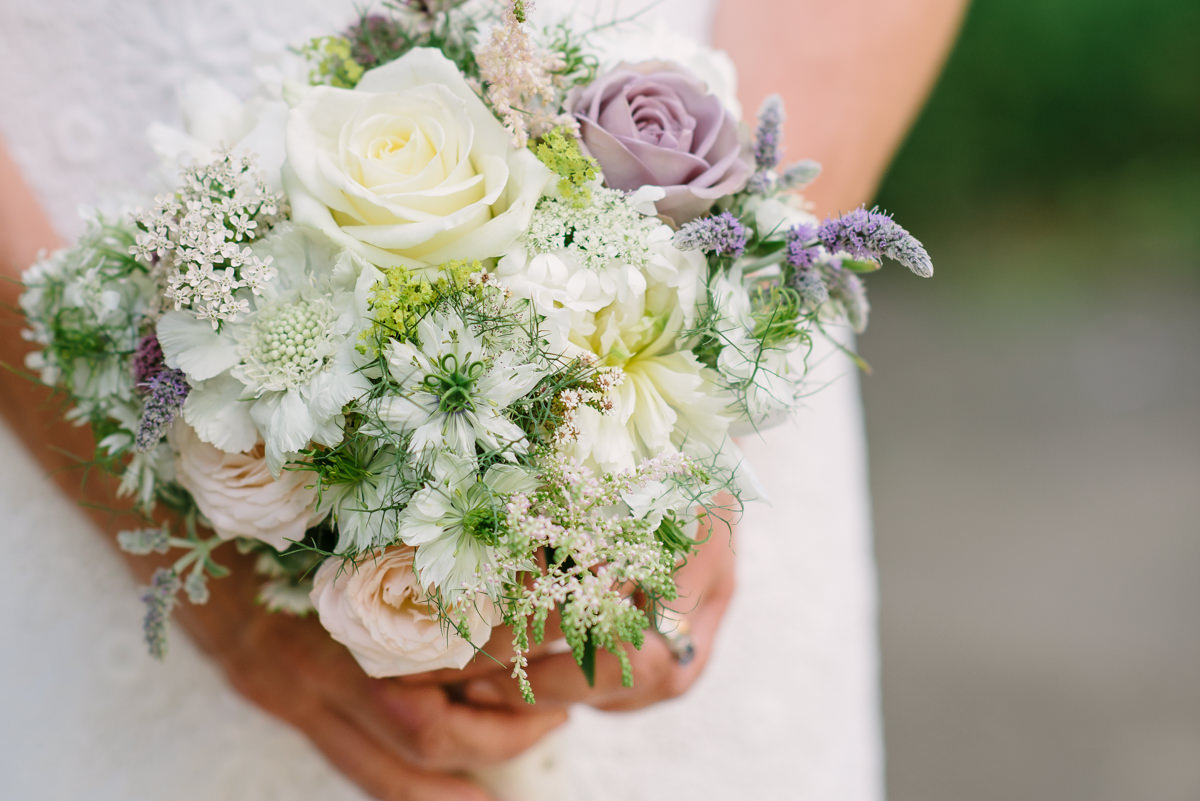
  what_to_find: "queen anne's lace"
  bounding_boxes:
[132,152,286,328]
[525,187,661,271]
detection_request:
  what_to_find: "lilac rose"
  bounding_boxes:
[571,61,752,224]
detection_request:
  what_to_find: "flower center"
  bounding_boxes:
[461,504,501,546]
[241,297,336,391]
[422,353,486,414]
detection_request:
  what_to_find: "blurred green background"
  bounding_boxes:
[863,2,1200,800]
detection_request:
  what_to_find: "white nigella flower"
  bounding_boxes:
[622,479,693,531]
[318,444,418,554]
[157,224,376,473]
[375,311,546,463]
[709,273,800,429]
[398,453,537,597]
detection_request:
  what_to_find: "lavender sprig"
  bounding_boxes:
[674,211,750,258]
[785,223,819,270]
[778,159,822,191]
[817,207,933,277]
[134,368,189,451]
[752,95,785,172]
[140,568,181,660]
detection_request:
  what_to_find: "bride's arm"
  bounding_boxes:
[716,0,968,215]
[0,142,565,801]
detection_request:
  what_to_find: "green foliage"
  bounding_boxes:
[749,284,805,349]
[543,23,599,89]
[341,5,486,81]
[299,36,365,88]
[878,0,1200,223]
[368,260,480,345]
[532,128,599,207]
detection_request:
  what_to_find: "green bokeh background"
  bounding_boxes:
[879,0,1199,266]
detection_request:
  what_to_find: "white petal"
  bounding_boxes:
[182,375,257,453]
[157,312,240,381]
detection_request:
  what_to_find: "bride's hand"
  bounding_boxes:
[168,546,567,801]
[404,499,738,712]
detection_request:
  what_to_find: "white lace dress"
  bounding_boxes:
[0,1,883,799]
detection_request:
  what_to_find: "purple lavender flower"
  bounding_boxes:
[784,223,819,270]
[135,368,189,451]
[132,333,165,387]
[753,95,785,172]
[818,207,933,277]
[674,211,750,258]
[140,568,181,659]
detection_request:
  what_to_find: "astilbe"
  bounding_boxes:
[131,152,286,328]
[475,0,573,147]
[484,452,695,702]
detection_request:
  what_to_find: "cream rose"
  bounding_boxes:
[310,546,499,677]
[172,423,324,550]
[283,48,552,271]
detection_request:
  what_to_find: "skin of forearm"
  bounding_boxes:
[714,0,968,216]
[0,143,157,570]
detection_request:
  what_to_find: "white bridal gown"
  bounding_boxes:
[0,1,883,799]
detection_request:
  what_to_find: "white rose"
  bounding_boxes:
[283,48,553,272]
[172,422,324,550]
[310,547,499,678]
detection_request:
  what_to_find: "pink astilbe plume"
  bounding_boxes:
[476,0,574,147]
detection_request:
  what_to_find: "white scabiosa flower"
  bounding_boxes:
[158,225,375,473]
[398,453,538,598]
[375,310,546,463]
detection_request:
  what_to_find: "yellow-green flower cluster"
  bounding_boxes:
[368,260,480,345]
[532,128,598,208]
[300,36,366,89]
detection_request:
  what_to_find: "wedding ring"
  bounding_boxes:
[657,618,696,666]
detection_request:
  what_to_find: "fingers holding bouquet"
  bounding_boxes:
[399,495,738,712]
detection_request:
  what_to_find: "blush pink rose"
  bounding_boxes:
[173,423,324,550]
[310,546,499,678]
[571,61,752,224]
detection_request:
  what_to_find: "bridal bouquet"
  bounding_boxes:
[20,0,931,701]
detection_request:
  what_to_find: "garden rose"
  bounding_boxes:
[310,546,499,677]
[172,423,324,550]
[571,61,752,224]
[283,48,552,271]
